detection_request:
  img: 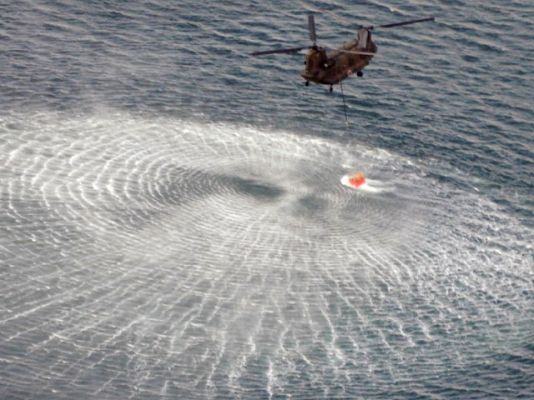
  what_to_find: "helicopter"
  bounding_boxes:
[251,14,435,92]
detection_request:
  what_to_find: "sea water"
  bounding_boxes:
[0,1,532,398]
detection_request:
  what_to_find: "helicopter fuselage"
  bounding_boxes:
[301,29,377,85]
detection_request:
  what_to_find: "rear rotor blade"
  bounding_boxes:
[308,14,317,45]
[250,46,309,56]
[374,16,435,29]
[325,48,376,56]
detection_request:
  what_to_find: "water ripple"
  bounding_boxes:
[0,111,531,398]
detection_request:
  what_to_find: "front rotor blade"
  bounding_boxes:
[250,46,309,56]
[308,14,317,45]
[376,16,435,29]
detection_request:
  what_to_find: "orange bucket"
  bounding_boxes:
[349,172,366,188]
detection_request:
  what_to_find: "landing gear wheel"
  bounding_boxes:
[329,85,333,93]
[357,71,363,77]
[305,81,309,86]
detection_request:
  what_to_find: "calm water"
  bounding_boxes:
[1,1,532,399]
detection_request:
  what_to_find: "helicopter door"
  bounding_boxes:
[357,28,369,49]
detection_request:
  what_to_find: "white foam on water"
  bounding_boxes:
[340,175,393,193]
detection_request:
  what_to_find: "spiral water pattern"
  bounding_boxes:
[1,112,531,398]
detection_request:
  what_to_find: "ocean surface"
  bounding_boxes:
[1,1,533,399]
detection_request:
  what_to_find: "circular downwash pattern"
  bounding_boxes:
[0,112,532,399]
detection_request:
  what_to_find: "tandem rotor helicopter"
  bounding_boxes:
[251,14,435,93]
